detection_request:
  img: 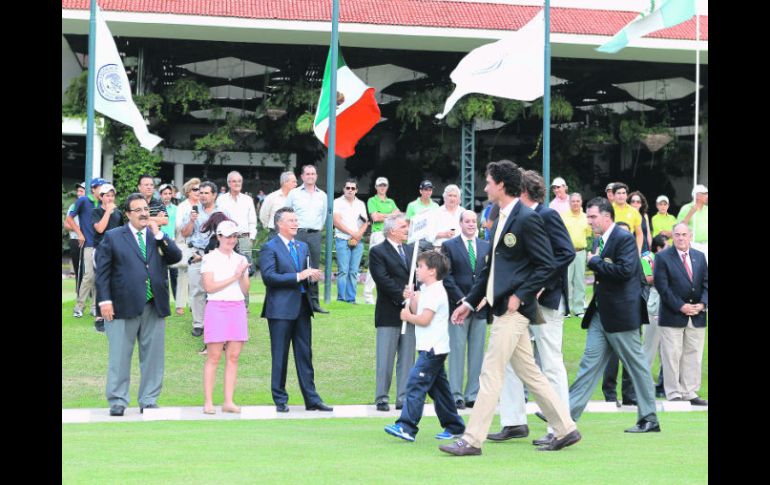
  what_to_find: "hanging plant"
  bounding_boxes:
[62,71,89,119]
[530,94,574,122]
[395,87,446,130]
[496,99,526,123]
[295,111,315,134]
[164,78,211,115]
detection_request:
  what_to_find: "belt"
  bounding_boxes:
[575,247,586,251]
[298,228,320,233]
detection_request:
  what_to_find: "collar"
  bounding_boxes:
[676,247,691,258]
[128,223,145,235]
[498,198,518,218]
[460,234,475,244]
[601,223,616,242]
[277,233,294,247]
[530,202,539,210]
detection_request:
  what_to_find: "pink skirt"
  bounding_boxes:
[203,300,248,344]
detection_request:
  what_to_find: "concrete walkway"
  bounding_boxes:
[63,400,706,424]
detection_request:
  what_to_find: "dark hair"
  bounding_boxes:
[615,221,631,231]
[200,211,232,234]
[628,190,649,213]
[137,174,154,186]
[199,181,218,194]
[124,193,146,211]
[301,164,317,175]
[485,160,522,197]
[274,207,295,228]
[651,234,668,253]
[521,169,546,204]
[586,197,614,220]
[612,182,629,194]
[417,251,449,281]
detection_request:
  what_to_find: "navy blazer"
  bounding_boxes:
[582,225,648,333]
[465,201,555,323]
[368,240,415,328]
[534,204,575,312]
[259,235,314,320]
[653,246,708,328]
[95,224,182,320]
[441,235,490,319]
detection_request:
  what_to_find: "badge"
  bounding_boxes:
[485,254,489,264]
[503,233,517,247]
[603,257,613,264]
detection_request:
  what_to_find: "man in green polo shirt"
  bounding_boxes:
[405,180,439,220]
[677,184,708,262]
[363,177,401,304]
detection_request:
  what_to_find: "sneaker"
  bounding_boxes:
[435,429,461,440]
[198,345,208,355]
[73,309,83,318]
[191,327,203,337]
[384,424,415,442]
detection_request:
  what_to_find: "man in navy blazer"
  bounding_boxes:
[95,193,182,417]
[654,222,708,406]
[441,210,491,410]
[259,207,332,413]
[491,170,576,445]
[568,197,660,433]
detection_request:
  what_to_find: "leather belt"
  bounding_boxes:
[298,228,319,233]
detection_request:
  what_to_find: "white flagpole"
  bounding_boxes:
[401,240,421,335]
[693,3,701,190]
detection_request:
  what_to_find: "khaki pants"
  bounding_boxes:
[659,319,706,400]
[188,261,206,330]
[75,247,96,313]
[462,310,576,448]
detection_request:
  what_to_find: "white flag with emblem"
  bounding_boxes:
[93,4,162,150]
[436,10,544,119]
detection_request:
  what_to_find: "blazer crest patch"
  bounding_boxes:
[503,233,517,247]
[603,257,613,264]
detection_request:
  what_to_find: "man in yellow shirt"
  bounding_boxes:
[560,193,592,317]
[611,183,643,254]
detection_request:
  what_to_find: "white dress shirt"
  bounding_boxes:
[216,192,257,239]
[259,189,289,229]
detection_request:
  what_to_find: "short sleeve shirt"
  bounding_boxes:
[612,203,642,234]
[406,198,439,220]
[91,207,124,248]
[201,249,247,301]
[367,196,399,233]
[333,196,368,240]
[415,281,450,354]
[677,203,708,243]
[651,213,677,238]
[68,195,100,247]
[160,203,177,239]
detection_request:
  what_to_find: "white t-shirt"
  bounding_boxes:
[433,205,465,247]
[332,196,368,240]
[415,280,450,354]
[201,249,247,301]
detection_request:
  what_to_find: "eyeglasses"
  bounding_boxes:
[128,207,151,213]
[630,199,642,203]
[191,187,200,192]
[344,187,357,191]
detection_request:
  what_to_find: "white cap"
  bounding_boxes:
[655,195,669,204]
[551,177,566,187]
[98,183,116,195]
[692,184,708,197]
[216,220,238,237]
[375,177,389,186]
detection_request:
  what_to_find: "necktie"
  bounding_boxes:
[289,241,305,293]
[598,236,605,255]
[137,231,153,301]
[682,252,693,281]
[486,211,508,305]
[467,239,476,271]
[398,244,408,268]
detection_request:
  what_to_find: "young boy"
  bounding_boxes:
[384,251,465,442]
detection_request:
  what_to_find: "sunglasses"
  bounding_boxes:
[630,199,642,203]
[344,187,357,191]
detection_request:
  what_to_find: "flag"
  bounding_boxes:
[93,4,162,150]
[597,0,696,54]
[436,10,544,119]
[313,47,381,158]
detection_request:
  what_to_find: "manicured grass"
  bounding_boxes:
[62,412,707,485]
[61,278,707,408]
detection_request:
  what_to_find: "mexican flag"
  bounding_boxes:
[313,47,380,158]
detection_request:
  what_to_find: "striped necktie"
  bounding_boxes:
[467,239,476,271]
[137,231,153,301]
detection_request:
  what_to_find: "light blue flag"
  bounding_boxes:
[597,0,696,54]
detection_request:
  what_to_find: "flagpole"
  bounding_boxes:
[543,1,551,205]
[323,0,340,305]
[693,2,700,190]
[85,0,97,182]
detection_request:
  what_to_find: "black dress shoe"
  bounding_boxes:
[537,430,581,451]
[395,402,403,410]
[306,402,333,411]
[376,402,390,412]
[191,327,203,337]
[109,405,125,416]
[689,397,708,406]
[276,403,289,413]
[140,404,159,414]
[624,420,661,433]
[487,425,529,441]
[532,433,554,446]
[455,399,466,410]
[668,397,683,401]
[439,439,482,456]
[465,401,475,408]
[621,398,638,406]
[313,306,329,314]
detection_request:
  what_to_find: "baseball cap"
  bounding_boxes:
[692,184,708,197]
[98,183,116,195]
[551,177,566,187]
[375,177,389,186]
[605,183,615,192]
[419,180,434,190]
[75,181,86,190]
[90,177,107,188]
[216,220,238,237]
[158,183,174,193]
[655,195,669,204]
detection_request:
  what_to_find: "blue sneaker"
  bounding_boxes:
[384,424,415,442]
[435,429,461,440]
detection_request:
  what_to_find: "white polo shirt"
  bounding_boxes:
[201,248,248,301]
[415,280,450,354]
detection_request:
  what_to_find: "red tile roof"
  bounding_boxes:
[61,1,708,41]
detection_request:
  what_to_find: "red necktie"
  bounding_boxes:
[682,252,693,281]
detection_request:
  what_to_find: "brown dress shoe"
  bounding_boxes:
[536,430,582,451]
[487,425,529,441]
[532,432,554,446]
[439,439,482,456]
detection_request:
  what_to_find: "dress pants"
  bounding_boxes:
[75,246,96,314]
[362,231,385,304]
[105,301,165,407]
[175,265,189,309]
[267,299,322,407]
[462,311,576,449]
[447,313,487,403]
[187,260,207,330]
[397,350,465,437]
[602,353,636,402]
[69,239,81,279]
[375,325,416,405]
[659,318,706,400]
[500,300,570,427]
[567,249,587,314]
[295,229,322,307]
[569,313,658,424]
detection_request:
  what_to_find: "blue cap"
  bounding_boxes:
[90,177,107,188]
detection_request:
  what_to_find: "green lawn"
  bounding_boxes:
[62,413,707,485]
[61,278,707,408]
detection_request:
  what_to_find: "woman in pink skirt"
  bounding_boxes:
[201,220,251,414]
